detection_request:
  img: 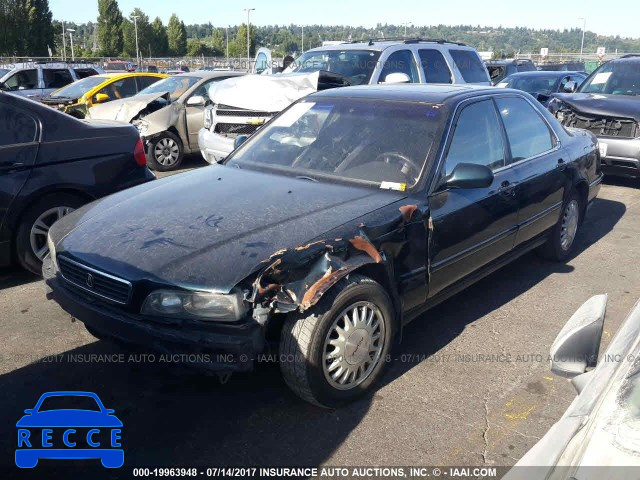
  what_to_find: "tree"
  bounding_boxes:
[96,0,123,56]
[25,0,54,56]
[229,23,255,58]
[150,17,168,57]
[167,13,186,56]
[122,8,151,57]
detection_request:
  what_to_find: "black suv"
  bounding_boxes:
[0,92,154,274]
[485,59,536,85]
[548,55,640,178]
[45,85,601,407]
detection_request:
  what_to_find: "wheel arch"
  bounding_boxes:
[573,180,589,225]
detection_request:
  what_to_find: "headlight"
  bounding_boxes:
[141,289,247,322]
[47,233,59,271]
[203,106,213,130]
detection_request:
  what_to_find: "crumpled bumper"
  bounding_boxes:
[198,128,235,164]
[598,136,640,178]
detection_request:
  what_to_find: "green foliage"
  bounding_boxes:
[150,17,168,57]
[228,23,255,58]
[96,0,123,56]
[167,13,186,56]
[0,0,54,56]
[122,8,151,57]
[186,39,222,57]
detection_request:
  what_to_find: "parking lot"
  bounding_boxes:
[1,155,639,472]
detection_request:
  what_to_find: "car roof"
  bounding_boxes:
[95,72,167,79]
[173,71,245,80]
[310,83,498,103]
[0,62,101,69]
[504,70,586,79]
[307,39,473,53]
[485,59,534,65]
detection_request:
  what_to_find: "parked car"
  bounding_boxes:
[0,62,104,101]
[40,72,167,119]
[44,84,602,407]
[86,71,244,171]
[485,59,536,85]
[548,55,640,178]
[104,61,135,73]
[538,61,586,72]
[497,71,588,106]
[504,295,640,479]
[0,92,154,275]
[199,38,491,163]
[137,65,159,73]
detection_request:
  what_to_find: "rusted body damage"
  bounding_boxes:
[249,203,430,317]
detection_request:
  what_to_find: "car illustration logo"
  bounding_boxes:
[86,274,94,288]
[15,391,123,468]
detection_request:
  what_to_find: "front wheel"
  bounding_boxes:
[147,132,184,172]
[540,191,583,262]
[280,274,395,408]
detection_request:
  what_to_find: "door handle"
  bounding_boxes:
[0,162,26,172]
[556,158,566,171]
[499,180,517,197]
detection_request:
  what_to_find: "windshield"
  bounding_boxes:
[0,68,9,78]
[137,76,199,101]
[38,395,101,412]
[502,75,561,96]
[579,60,640,96]
[284,50,381,86]
[50,76,105,99]
[227,98,443,190]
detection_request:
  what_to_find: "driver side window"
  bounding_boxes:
[444,100,505,177]
[4,69,38,91]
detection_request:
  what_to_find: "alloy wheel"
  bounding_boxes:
[560,199,580,251]
[154,138,180,166]
[29,206,75,260]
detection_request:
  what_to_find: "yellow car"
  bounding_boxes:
[40,72,167,118]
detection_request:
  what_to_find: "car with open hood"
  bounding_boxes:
[44,84,601,407]
[40,72,167,119]
[86,71,244,171]
[497,71,588,106]
[548,55,640,178]
[198,39,491,164]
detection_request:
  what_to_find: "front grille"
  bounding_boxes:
[215,108,274,117]
[214,123,261,136]
[563,113,639,138]
[58,256,132,305]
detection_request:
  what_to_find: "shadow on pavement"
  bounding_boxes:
[0,198,625,479]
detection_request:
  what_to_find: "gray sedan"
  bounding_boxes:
[87,71,244,171]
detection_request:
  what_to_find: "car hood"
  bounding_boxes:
[16,411,123,428]
[553,93,640,121]
[209,71,321,111]
[87,92,171,123]
[52,165,406,291]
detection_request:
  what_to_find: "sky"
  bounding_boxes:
[49,0,640,39]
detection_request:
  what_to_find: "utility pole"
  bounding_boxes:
[226,25,229,60]
[130,15,140,67]
[61,21,67,61]
[299,25,304,53]
[403,21,412,39]
[67,29,76,61]
[578,17,586,61]
[243,8,255,71]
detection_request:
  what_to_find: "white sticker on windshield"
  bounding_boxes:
[591,72,612,84]
[272,102,316,128]
[380,182,407,192]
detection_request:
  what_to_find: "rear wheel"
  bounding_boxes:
[15,193,85,275]
[540,191,582,262]
[280,274,394,408]
[147,132,183,171]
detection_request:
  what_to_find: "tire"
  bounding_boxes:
[15,193,86,275]
[280,274,395,408]
[146,132,184,172]
[539,190,583,262]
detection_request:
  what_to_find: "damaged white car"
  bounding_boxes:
[198,39,491,163]
[87,71,244,171]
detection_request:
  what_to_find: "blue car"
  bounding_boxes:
[15,391,123,468]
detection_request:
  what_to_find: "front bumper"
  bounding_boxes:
[198,128,235,164]
[43,257,264,372]
[597,136,640,178]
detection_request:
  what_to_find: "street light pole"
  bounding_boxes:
[578,17,586,61]
[61,21,67,61]
[67,29,75,61]
[130,15,140,67]
[403,21,412,38]
[243,8,255,71]
[298,25,304,53]
[226,25,229,60]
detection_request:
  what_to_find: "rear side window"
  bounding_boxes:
[0,103,38,146]
[450,50,489,83]
[4,69,39,91]
[418,49,452,84]
[74,68,99,79]
[495,97,554,162]
[444,100,505,176]
[379,50,420,83]
[43,69,74,89]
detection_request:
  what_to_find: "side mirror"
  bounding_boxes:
[382,72,411,84]
[563,81,577,93]
[24,409,34,414]
[94,93,110,104]
[441,163,494,190]
[550,294,607,378]
[105,409,115,414]
[186,95,205,107]
[234,135,249,150]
